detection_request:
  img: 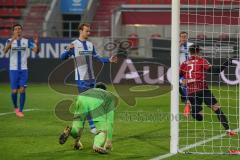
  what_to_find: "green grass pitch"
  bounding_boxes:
[0,83,239,160]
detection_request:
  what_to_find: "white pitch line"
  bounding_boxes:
[151,128,240,160]
[0,108,40,116]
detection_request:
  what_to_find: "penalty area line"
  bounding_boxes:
[0,108,40,116]
[150,128,240,160]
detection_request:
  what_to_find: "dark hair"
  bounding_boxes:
[189,44,201,54]
[12,24,22,31]
[78,23,90,31]
[180,31,188,36]
[95,82,107,90]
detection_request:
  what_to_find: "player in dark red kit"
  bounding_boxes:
[180,44,236,136]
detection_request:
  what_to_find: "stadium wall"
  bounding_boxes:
[0,38,238,86]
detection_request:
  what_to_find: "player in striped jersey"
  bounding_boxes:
[3,24,40,117]
[60,23,117,134]
[179,31,193,117]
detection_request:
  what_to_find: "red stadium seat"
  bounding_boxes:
[5,0,15,7]
[127,0,138,4]
[0,29,11,37]
[11,8,22,17]
[0,0,5,7]
[0,18,4,28]
[16,0,28,8]
[162,0,171,4]
[140,0,152,4]
[0,9,10,17]
[151,0,163,4]
[4,18,16,28]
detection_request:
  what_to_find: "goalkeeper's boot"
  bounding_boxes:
[227,130,237,137]
[93,145,108,154]
[73,139,83,150]
[59,126,71,144]
[183,101,191,118]
[104,140,113,151]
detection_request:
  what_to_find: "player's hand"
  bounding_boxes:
[179,41,185,46]
[12,33,18,41]
[228,58,233,65]
[8,33,18,45]
[223,58,234,66]
[182,79,187,86]
[109,55,118,63]
[65,44,74,51]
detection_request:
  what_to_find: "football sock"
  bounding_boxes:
[19,92,26,112]
[11,93,18,108]
[87,115,96,129]
[215,108,229,130]
[192,113,203,121]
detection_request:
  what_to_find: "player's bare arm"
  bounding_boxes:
[3,34,17,54]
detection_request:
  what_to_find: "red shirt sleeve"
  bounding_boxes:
[202,58,211,71]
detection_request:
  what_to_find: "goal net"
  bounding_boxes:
[176,0,240,154]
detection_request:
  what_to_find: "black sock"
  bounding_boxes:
[214,108,229,130]
[192,113,203,121]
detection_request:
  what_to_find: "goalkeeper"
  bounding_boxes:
[59,83,118,154]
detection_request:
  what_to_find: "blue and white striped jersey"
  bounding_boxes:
[179,41,193,64]
[5,38,35,70]
[61,39,109,81]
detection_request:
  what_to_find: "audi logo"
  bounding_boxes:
[220,60,240,85]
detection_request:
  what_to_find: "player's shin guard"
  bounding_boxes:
[19,92,25,112]
[214,108,229,130]
[11,93,18,108]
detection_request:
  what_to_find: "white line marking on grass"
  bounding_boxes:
[151,128,240,160]
[0,108,40,116]
[150,153,175,160]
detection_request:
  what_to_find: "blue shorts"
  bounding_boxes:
[9,70,28,89]
[76,79,96,93]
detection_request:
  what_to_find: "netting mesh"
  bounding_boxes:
[178,0,240,154]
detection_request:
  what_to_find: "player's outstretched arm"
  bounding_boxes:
[92,47,118,63]
[208,58,234,74]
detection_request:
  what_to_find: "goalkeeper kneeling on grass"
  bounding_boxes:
[180,44,237,136]
[59,83,118,154]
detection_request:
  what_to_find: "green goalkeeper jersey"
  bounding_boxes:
[74,88,118,122]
